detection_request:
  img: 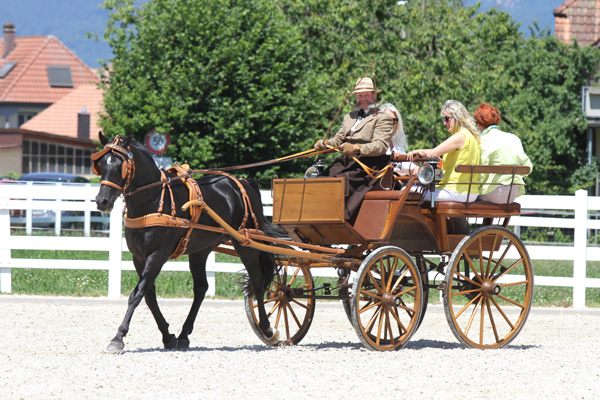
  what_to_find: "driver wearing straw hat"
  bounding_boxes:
[313,76,393,223]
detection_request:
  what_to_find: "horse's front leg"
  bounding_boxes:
[176,251,210,349]
[106,253,171,353]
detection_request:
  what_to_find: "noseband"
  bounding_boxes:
[91,136,136,193]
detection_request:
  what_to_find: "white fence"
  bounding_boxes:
[0,183,599,308]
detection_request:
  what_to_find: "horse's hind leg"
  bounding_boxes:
[144,282,178,349]
[235,245,278,343]
[176,251,210,349]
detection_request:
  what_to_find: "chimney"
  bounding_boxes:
[3,21,15,58]
[77,107,90,140]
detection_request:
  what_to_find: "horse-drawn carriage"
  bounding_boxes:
[93,133,533,352]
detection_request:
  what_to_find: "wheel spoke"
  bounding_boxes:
[489,239,513,277]
[454,292,482,319]
[390,306,408,336]
[485,233,501,279]
[490,296,516,329]
[386,257,400,292]
[464,296,483,336]
[365,304,383,335]
[485,298,500,343]
[367,268,383,294]
[496,293,526,309]
[359,288,382,302]
[492,258,524,282]
[390,266,409,293]
[291,298,309,310]
[287,266,301,286]
[454,270,482,288]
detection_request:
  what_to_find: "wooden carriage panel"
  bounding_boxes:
[386,205,441,253]
[272,178,345,224]
[272,178,367,245]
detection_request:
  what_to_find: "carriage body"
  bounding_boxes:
[245,164,534,350]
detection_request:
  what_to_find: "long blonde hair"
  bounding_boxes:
[379,103,408,152]
[441,100,480,142]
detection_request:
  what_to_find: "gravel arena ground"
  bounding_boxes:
[1,296,599,400]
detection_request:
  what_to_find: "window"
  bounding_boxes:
[21,139,94,175]
[18,112,37,126]
[0,62,17,78]
[47,66,73,88]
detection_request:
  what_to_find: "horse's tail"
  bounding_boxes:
[244,250,277,297]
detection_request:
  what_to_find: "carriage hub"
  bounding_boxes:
[482,281,501,297]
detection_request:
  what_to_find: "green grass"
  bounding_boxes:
[5,248,600,307]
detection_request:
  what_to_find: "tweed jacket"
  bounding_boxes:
[327,108,393,157]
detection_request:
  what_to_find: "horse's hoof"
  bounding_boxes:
[105,340,124,354]
[164,334,178,350]
[266,328,279,345]
[176,338,190,350]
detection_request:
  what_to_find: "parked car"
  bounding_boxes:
[18,172,90,184]
[9,173,108,230]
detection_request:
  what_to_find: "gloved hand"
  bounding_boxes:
[341,143,361,156]
[314,139,329,151]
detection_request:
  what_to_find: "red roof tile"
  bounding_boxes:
[20,84,104,140]
[0,36,99,104]
[554,0,600,46]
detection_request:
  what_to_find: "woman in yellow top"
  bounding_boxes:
[405,100,481,202]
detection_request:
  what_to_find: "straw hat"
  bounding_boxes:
[351,77,381,93]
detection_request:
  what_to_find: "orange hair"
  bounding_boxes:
[473,103,501,128]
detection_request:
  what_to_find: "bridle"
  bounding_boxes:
[91,136,136,193]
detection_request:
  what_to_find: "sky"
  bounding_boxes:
[1,0,570,68]
[463,0,567,35]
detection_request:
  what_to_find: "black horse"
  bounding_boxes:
[93,132,278,352]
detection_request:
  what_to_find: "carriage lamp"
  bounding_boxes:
[417,161,443,207]
[417,163,442,185]
[304,160,328,178]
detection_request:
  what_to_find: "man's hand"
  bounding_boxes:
[341,143,361,156]
[314,139,329,151]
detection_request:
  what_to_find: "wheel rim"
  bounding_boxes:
[351,246,423,351]
[444,226,534,349]
[245,262,315,346]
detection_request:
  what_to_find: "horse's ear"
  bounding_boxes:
[98,131,109,145]
[123,134,133,148]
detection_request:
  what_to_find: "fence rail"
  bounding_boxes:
[1,182,599,308]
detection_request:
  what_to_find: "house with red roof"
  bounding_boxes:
[554,0,600,168]
[554,0,600,46]
[0,21,103,177]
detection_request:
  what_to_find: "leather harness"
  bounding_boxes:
[92,137,261,260]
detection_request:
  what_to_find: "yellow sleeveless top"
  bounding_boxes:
[439,128,480,194]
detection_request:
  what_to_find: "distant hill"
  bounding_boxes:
[463,0,566,36]
[2,0,112,68]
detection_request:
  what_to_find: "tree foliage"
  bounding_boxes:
[100,0,600,193]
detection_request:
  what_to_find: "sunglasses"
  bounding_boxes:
[442,116,454,123]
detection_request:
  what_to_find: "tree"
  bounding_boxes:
[99,0,600,193]
[100,0,317,182]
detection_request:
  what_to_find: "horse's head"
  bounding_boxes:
[93,132,134,212]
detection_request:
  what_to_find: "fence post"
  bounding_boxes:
[206,252,216,297]
[107,197,124,298]
[573,189,587,309]
[0,207,11,293]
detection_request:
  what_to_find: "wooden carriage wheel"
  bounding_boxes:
[244,260,316,346]
[351,246,424,351]
[443,226,534,349]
